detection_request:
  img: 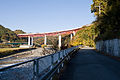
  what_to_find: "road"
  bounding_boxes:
[60,47,120,80]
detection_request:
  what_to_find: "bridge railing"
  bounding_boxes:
[0,46,79,80]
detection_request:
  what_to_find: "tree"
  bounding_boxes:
[70,24,97,47]
[91,0,120,41]
[0,25,20,42]
[14,30,26,34]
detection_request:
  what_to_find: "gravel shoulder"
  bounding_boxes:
[0,48,55,68]
[0,48,55,80]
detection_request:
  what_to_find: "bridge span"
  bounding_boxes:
[18,28,82,49]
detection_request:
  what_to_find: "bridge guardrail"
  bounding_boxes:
[0,46,79,80]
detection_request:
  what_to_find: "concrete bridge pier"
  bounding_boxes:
[28,36,33,46]
[28,36,31,46]
[70,34,73,40]
[58,34,61,50]
[73,31,76,36]
[70,31,76,40]
[31,37,33,46]
[44,35,47,45]
[26,30,76,48]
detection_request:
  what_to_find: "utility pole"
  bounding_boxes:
[94,3,101,15]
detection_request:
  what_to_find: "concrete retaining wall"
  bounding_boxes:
[96,39,120,57]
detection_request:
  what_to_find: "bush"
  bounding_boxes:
[0,43,12,48]
[41,44,47,48]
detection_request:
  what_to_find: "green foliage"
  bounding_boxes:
[70,0,120,47]
[33,37,44,46]
[91,0,120,41]
[0,25,20,42]
[0,48,30,58]
[33,36,59,50]
[71,25,97,47]
[91,0,108,16]
[61,34,71,49]
[14,30,26,34]
[47,36,58,50]
[41,44,47,48]
[0,43,12,48]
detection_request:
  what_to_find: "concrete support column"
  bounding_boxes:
[28,36,31,46]
[70,34,73,40]
[31,37,33,46]
[58,34,61,50]
[44,35,47,45]
[73,31,76,36]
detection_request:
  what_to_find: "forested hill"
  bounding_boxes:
[70,24,96,47]
[0,25,25,42]
[14,30,26,34]
[70,0,120,47]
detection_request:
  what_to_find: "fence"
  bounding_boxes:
[96,39,120,57]
[0,46,79,80]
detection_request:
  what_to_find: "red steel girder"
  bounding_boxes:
[18,28,82,38]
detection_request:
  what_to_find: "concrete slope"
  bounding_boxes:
[60,47,120,80]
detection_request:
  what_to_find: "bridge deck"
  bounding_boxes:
[59,47,120,80]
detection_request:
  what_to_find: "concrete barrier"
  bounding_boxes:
[96,39,120,57]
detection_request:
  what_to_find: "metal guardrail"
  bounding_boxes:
[0,46,79,80]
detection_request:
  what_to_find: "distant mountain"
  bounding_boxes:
[0,25,19,42]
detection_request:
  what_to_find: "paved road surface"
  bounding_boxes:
[60,47,120,80]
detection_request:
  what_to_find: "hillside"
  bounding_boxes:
[91,0,120,41]
[14,30,26,34]
[0,25,19,42]
[70,24,97,47]
[71,0,120,47]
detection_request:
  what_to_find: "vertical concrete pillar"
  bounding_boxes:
[44,35,47,45]
[58,34,61,50]
[31,37,33,46]
[73,31,76,36]
[28,36,31,46]
[70,34,73,40]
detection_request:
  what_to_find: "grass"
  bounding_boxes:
[0,48,32,58]
[0,48,22,52]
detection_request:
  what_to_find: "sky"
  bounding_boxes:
[0,0,95,33]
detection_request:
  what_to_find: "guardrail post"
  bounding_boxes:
[33,59,39,80]
[50,54,54,70]
[66,49,71,61]
[50,77,53,80]
[57,52,60,73]
[58,52,60,63]
[61,51,65,68]
[50,54,54,80]
[64,50,67,56]
[57,68,60,73]
[62,50,64,57]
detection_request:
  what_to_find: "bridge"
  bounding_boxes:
[18,28,82,48]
